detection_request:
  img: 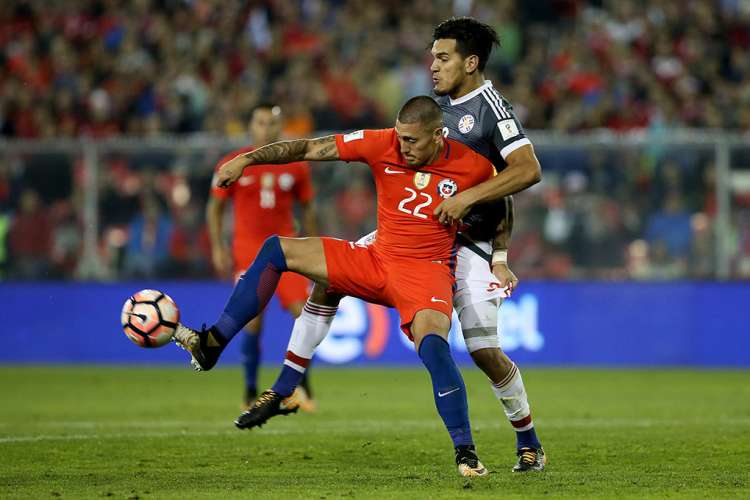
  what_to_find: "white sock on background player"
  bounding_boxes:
[271,300,337,396]
[287,301,337,362]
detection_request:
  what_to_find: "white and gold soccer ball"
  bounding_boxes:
[120,289,180,348]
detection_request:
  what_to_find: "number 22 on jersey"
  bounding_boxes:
[397,187,432,219]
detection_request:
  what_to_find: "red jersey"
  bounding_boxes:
[211,146,313,258]
[334,129,494,262]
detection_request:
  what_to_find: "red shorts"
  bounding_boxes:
[321,237,454,338]
[234,242,309,311]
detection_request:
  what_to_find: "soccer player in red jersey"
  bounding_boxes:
[240,18,547,473]
[206,103,317,410]
[174,96,493,476]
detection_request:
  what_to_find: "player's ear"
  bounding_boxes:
[464,55,479,74]
[432,126,443,143]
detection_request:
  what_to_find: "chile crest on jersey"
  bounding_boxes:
[437,178,458,198]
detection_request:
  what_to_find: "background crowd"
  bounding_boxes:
[1,0,749,280]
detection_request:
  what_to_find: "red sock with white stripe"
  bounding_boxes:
[490,363,542,449]
[271,300,337,397]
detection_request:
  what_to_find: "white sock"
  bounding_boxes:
[283,300,337,371]
[490,363,534,432]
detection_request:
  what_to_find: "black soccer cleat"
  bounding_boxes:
[172,323,226,372]
[234,389,300,429]
[455,445,488,477]
[512,447,547,472]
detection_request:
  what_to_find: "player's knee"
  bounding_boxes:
[309,282,343,307]
[287,301,304,318]
[458,300,500,353]
[412,309,451,338]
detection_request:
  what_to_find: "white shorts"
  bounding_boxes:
[355,231,510,311]
[453,239,510,312]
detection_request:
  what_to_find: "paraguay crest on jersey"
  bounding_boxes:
[458,114,475,134]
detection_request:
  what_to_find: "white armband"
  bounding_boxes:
[491,249,508,266]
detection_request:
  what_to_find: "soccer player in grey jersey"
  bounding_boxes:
[199,17,546,473]
[429,17,545,472]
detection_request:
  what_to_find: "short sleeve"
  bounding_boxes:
[335,129,393,164]
[482,96,531,160]
[294,162,314,203]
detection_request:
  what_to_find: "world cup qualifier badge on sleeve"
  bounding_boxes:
[437,178,458,198]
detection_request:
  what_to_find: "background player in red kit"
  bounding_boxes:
[174,96,494,477]
[206,103,317,410]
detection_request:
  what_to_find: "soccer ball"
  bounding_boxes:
[121,289,180,348]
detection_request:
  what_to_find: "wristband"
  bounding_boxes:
[491,249,508,266]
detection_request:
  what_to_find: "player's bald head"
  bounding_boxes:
[397,96,443,132]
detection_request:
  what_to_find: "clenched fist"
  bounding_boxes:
[433,191,473,226]
[215,156,247,188]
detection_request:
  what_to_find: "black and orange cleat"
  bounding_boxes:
[234,389,300,429]
[512,447,547,472]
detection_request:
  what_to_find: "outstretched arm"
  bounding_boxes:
[216,135,338,188]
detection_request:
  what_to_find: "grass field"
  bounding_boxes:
[1,366,749,499]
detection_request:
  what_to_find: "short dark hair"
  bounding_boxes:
[251,102,282,117]
[397,96,443,129]
[432,17,500,71]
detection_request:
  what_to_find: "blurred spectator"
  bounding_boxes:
[8,189,52,278]
[123,195,172,278]
[645,192,693,260]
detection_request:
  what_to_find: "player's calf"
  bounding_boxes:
[459,299,545,464]
[414,317,486,477]
[174,235,294,372]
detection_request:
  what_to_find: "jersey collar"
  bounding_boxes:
[448,80,493,106]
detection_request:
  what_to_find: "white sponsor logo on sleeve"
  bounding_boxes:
[498,119,520,141]
[343,130,364,142]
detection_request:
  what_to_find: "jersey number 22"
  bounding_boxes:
[397,188,432,220]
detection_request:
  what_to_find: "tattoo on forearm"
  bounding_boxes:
[310,135,337,159]
[315,143,337,158]
[243,135,337,163]
[243,139,308,164]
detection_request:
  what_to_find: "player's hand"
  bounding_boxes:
[216,157,246,188]
[434,192,473,226]
[492,262,518,296]
[211,244,233,278]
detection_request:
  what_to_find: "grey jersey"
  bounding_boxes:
[433,80,531,241]
[433,80,530,172]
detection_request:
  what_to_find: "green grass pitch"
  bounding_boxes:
[1,366,749,499]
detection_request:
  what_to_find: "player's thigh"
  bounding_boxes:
[453,244,506,311]
[320,238,387,304]
[279,237,328,284]
[388,260,453,346]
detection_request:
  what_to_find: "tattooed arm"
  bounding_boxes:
[216,135,338,188]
